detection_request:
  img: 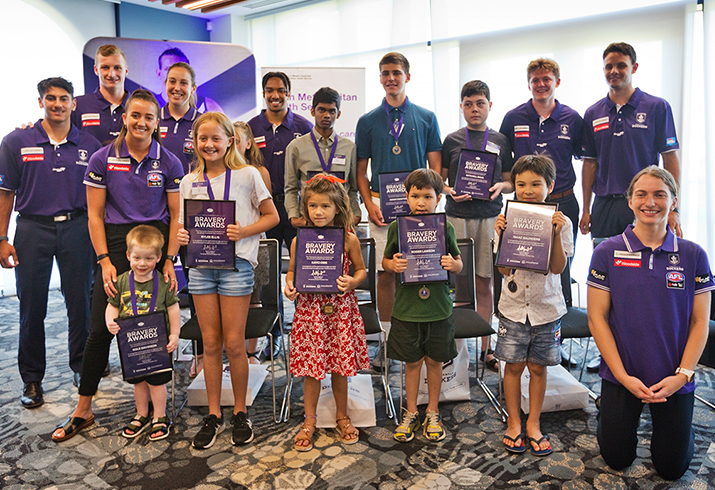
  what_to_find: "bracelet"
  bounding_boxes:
[672,207,679,213]
[0,235,8,242]
[96,253,109,263]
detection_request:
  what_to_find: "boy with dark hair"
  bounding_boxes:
[0,77,101,407]
[442,80,513,372]
[357,53,442,366]
[383,168,462,443]
[285,86,360,226]
[494,154,572,457]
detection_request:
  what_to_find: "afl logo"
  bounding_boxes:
[667,272,684,282]
[667,271,685,289]
[147,173,163,187]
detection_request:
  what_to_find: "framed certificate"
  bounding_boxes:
[397,213,448,284]
[115,311,173,381]
[185,199,236,270]
[378,171,411,223]
[295,227,345,293]
[453,149,497,200]
[495,200,558,274]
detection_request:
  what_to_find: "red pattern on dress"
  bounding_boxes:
[290,252,370,379]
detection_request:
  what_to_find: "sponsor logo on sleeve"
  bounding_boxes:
[174,178,182,185]
[614,259,641,268]
[0,175,3,185]
[87,171,103,183]
[147,173,163,187]
[81,113,101,127]
[593,116,609,133]
[666,137,677,146]
[21,147,44,162]
[695,273,711,284]
[514,125,529,138]
[666,271,685,289]
[590,269,607,281]
[254,135,266,148]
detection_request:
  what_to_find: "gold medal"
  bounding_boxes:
[392,144,401,155]
[419,286,430,300]
[323,303,334,314]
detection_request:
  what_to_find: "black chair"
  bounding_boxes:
[177,238,286,423]
[280,237,395,422]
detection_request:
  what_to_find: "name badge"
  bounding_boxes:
[485,141,500,154]
[331,155,346,166]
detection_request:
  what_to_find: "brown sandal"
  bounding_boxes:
[293,415,317,452]
[335,416,359,445]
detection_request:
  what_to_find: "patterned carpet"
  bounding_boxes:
[1,291,715,489]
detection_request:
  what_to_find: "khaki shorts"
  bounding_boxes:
[447,215,497,279]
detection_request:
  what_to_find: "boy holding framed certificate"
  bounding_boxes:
[106,225,181,441]
[493,155,572,457]
[383,169,462,443]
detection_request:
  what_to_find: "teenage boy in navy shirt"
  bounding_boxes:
[587,166,712,480]
[356,53,442,359]
[442,80,512,372]
[500,58,583,244]
[0,78,101,408]
[72,44,130,145]
[580,42,681,240]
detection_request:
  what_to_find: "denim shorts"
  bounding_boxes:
[494,315,561,366]
[188,257,254,296]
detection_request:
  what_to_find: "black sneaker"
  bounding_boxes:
[193,414,224,449]
[230,411,254,445]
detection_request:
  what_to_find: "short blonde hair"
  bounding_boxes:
[95,44,126,64]
[126,225,164,255]
[527,58,560,81]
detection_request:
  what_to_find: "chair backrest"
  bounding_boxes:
[491,242,503,317]
[560,259,574,308]
[351,237,378,312]
[252,238,281,312]
[453,238,477,310]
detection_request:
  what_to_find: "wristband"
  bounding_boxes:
[0,235,8,242]
[96,253,109,263]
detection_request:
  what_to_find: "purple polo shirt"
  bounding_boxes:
[587,225,714,394]
[247,109,312,196]
[72,88,128,146]
[159,105,200,174]
[499,100,583,194]
[0,120,101,215]
[83,139,183,225]
[582,88,679,196]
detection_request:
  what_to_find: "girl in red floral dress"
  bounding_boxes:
[284,174,370,451]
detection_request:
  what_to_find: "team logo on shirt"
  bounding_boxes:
[21,147,44,162]
[188,130,193,138]
[81,113,101,127]
[147,173,163,187]
[78,150,88,161]
[183,141,194,153]
[254,135,266,148]
[160,127,168,139]
[636,113,646,124]
[666,271,684,289]
[558,124,571,140]
[514,125,529,138]
[696,273,711,284]
[590,269,607,281]
[151,160,160,170]
[593,117,609,133]
[560,125,569,135]
[614,259,641,268]
[668,254,680,265]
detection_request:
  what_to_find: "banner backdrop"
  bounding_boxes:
[261,67,365,141]
[83,37,256,122]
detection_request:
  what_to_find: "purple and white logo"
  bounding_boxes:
[636,113,646,124]
[560,124,569,135]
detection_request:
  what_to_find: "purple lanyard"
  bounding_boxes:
[129,270,159,316]
[202,169,231,200]
[310,131,338,173]
[464,126,490,151]
[383,98,408,144]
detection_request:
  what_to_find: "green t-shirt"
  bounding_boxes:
[384,218,460,322]
[108,270,180,321]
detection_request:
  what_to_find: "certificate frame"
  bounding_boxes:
[294,226,345,294]
[378,170,412,223]
[453,148,497,200]
[184,199,237,270]
[397,213,449,284]
[495,200,559,275]
[115,311,173,381]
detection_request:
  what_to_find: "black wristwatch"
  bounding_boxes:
[166,254,177,264]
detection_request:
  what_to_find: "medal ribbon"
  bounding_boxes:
[383,98,408,146]
[310,131,338,173]
[202,169,231,201]
[129,269,159,316]
[464,126,490,151]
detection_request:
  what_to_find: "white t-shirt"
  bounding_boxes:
[179,165,272,267]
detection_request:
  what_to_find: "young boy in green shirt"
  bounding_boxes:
[383,168,463,442]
